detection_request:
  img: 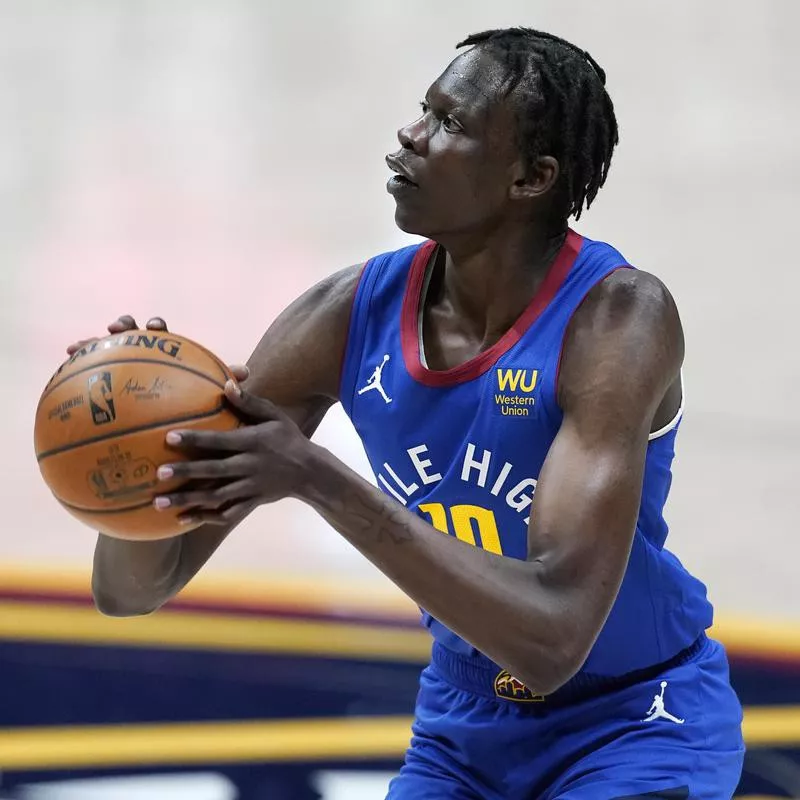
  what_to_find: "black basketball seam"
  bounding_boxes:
[39,358,226,405]
[191,341,232,384]
[36,403,228,462]
[57,498,156,515]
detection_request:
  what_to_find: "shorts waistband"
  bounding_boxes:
[431,634,708,708]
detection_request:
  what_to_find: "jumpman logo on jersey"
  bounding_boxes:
[643,681,685,724]
[358,354,392,404]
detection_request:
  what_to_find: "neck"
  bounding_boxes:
[430,223,568,342]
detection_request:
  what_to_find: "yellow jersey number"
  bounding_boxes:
[418,503,504,555]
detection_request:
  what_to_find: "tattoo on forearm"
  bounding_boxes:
[314,469,415,545]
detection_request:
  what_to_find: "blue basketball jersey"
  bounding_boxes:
[340,230,713,679]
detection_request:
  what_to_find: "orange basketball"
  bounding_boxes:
[34,330,240,541]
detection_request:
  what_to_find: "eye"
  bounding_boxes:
[419,101,463,133]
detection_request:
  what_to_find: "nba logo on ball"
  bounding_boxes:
[87,372,116,425]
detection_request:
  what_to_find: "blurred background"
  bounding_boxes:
[1,0,799,797]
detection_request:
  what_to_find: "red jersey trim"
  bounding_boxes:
[401,230,584,387]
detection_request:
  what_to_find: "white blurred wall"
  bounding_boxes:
[2,0,798,618]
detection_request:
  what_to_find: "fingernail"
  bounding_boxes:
[157,466,173,480]
[153,497,171,510]
[165,432,181,445]
[179,516,195,526]
[226,379,242,397]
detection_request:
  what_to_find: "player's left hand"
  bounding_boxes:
[153,381,315,526]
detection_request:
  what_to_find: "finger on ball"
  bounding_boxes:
[230,364,250,381]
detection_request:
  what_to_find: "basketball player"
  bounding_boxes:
[74,29,745,798]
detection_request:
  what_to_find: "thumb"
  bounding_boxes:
[224,380,284,422]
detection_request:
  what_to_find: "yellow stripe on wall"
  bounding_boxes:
[0,564,419,617]
[0,564,799,662]
[0,705,796,772]
[0,716,415,770]
[0,602,431,662]
[742,704,800,746]
[710,617,800,660]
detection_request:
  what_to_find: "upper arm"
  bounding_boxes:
[242,263,363,437]
[149,263,364,600]
[527,270,684,661]
[557,268,684,447]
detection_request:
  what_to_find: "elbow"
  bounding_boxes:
[513,652,583,697]
[506,568,608,695]
[508,627,591,697]
[93,592,161,618]
[528,651,584,696]
[91,579,167,618]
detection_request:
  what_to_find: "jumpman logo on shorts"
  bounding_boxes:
[358,354,392,404]
[643,681,685,724]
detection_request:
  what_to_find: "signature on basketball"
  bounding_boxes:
[121,376,171,401]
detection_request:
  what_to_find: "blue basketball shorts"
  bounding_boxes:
[387,634,745,799]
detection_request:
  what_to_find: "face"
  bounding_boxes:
[386,48,527,239]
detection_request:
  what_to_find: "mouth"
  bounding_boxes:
[385,154,418,188]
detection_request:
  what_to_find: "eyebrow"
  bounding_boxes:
[425,82,491,126]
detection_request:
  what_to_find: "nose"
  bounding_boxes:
[397,115,429,156]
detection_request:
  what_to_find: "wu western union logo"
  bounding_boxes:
[494,368,538,417]
[496,369,538,392]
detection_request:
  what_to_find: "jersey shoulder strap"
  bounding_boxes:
[340,241,425,417]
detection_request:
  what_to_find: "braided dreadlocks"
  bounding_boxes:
[457,28,619,222]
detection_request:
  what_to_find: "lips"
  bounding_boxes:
[385,154,418,185]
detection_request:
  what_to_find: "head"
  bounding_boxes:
[386,28,619,241]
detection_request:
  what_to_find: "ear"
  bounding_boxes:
[509,156,560,201]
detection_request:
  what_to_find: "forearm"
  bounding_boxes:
[299,446,577,693]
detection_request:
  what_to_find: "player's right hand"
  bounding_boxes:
[65,316,250,381]
[66,315,168,356]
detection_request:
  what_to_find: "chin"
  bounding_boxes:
[394,207,436,238]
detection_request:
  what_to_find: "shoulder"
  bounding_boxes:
[300,262,365,310]
[558,268,684,418]
[270,262,365,342]
[577,268,681,332]
[246,263,365,406]
[567,235,679,331]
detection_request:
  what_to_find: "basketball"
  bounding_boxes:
[33,330,240,541]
